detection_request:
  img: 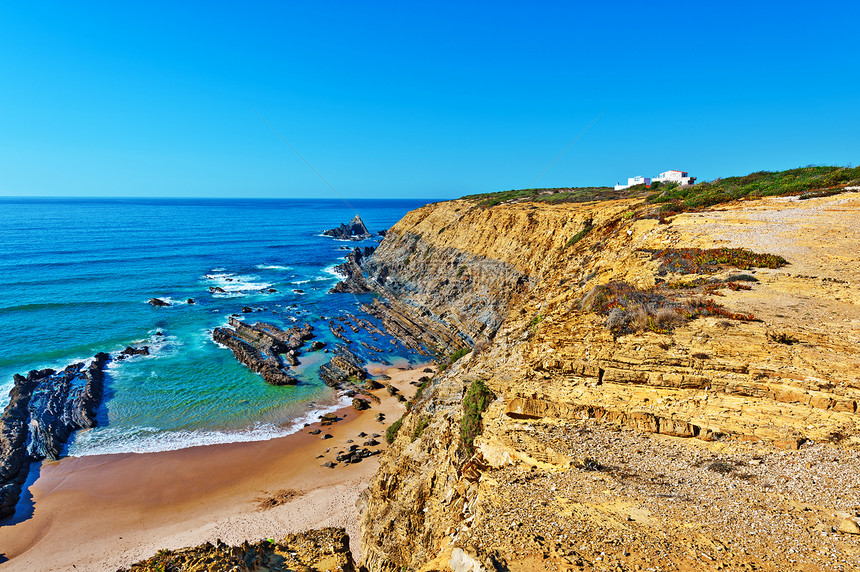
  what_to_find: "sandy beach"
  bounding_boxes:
[0,364,431,571]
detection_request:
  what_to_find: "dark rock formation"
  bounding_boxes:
[322,215,372,241]
[319,345,368,388]
[352,398,370,411]
[212,318,314,386]
[148,297,170,307]
[209,286,226,294]
[0,353,109,520]
[329,247,376,294]
[310,341,326,351]
[121,345,149,356]
[186,298,196,304]
[329,322,353,344]
[364,379,384,390]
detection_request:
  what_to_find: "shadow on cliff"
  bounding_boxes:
[0,461,42,529]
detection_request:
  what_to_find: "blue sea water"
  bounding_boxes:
[0,197,432,456]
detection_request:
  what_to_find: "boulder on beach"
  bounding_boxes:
[352,398,370,411]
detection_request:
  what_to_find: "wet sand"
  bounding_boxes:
[0,364,432,571]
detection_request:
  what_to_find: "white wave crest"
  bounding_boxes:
[255,264,292,271]
[65,395,353,456]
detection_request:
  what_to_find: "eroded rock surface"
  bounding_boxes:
[0,352,109,520]
[212,318,313,386]
[356,193,860,571]
[122,527,359,572]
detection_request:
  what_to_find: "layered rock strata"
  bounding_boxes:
[122,527,359,572]
[0,352,109,520]
[212,318,314,386]
[356,193,860,570]
[319,344,369,388]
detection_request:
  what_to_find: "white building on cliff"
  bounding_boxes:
[614,169,696,191]
[654,170,696,185]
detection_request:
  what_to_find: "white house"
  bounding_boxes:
[614,169,695,190]
[654,170,696,186]
[614,176,651,191]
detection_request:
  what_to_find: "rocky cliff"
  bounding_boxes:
[354,192,860,571]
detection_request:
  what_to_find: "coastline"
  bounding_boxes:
[0,364,430,571]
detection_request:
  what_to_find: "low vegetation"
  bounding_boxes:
[437,346,471,372]
[565,218,593,248]
[461,379,495,453]
[462,186,646,208]
[626,249,778,328]
[385,416,403,444]
[652,248,788,274]
[412,416,430,441]
[459,166,860,215]
[647,165,860,213]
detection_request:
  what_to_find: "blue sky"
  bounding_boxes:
[2,1,858,198]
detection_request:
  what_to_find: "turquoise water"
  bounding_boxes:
[0,198,431,455]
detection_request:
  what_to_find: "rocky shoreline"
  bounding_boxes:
[0,352,110,520]
[212,318,314,386]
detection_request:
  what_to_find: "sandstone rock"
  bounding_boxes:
[353,398,370,411]
[365,379,384,390]
[838,517,860,535]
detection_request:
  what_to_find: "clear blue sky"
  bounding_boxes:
[2,1,858,198]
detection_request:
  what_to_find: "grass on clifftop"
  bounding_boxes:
[462,165,860,212]
[648,165,860,213]
[462,185,648,207]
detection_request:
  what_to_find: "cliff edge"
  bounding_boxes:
[354,191,860,571]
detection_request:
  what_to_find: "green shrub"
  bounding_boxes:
[385,416,404,444]
[438,346,471,372]
[461,379,495,453]
[565,219,593,248]
[412,416,430,441]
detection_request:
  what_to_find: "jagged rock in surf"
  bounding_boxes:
[211,318,314,386]
[0,352,109,520]
[329,247,375,293]
[322,215,372,241]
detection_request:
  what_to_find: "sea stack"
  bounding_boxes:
[322,215,372,240]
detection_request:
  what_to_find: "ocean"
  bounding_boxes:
[0,197,432,456]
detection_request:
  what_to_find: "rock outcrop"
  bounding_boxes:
[355,192,860,570]
[323,215,372,241]
[122,527,359,572]
[212,318,314,386]
[319,345,369,388]
[0,352,109,520]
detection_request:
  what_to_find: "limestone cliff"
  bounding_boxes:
[356,192,860,571]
